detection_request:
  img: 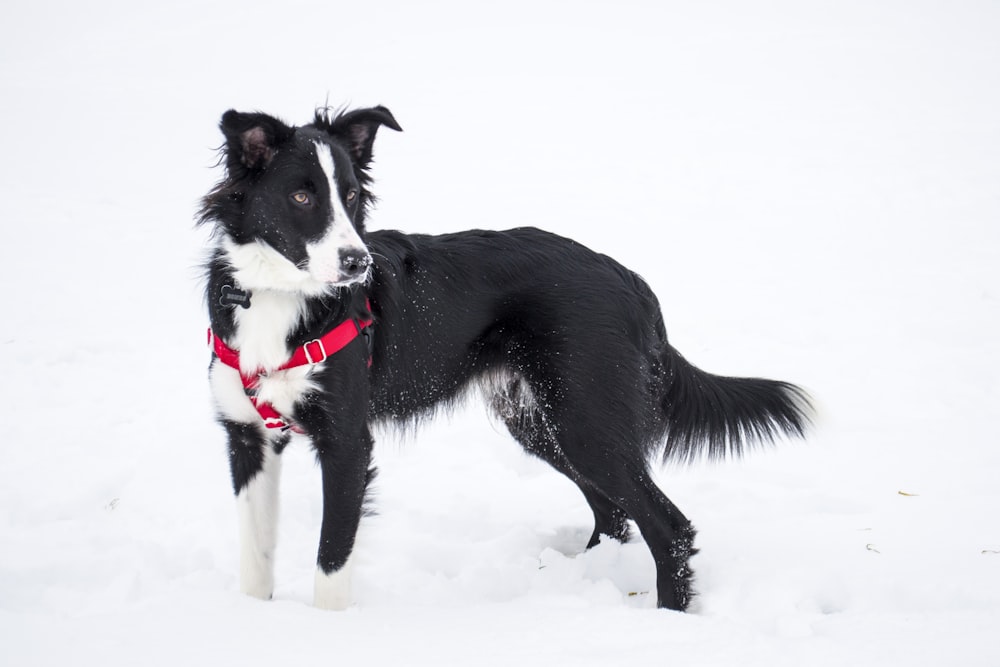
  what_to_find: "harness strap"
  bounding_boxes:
[275,316,373,371]
[208,311,373,432]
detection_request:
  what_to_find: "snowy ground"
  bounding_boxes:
[2,1,999,665]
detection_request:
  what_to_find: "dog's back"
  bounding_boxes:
[365,227,665,420]
[366,226,808,459]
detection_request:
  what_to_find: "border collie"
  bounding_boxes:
[198,105,811,611]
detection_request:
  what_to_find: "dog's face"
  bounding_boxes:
[203,107,401,294]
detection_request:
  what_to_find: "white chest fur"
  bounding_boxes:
[231,290,305,372]
[210,289,319,426]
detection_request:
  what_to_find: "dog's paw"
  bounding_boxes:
[313,564,353,611]
[239,552,275,601]
[240,579,274,601]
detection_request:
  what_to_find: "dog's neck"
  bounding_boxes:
[208,256,360,374]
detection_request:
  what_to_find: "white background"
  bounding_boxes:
[1,1,998,665]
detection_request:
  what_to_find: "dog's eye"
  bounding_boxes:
[346,189,358,204]
[290,192,311,206]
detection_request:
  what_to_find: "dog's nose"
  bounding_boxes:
[339,250,372,279]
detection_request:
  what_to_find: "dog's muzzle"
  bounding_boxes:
[338,250,372,283]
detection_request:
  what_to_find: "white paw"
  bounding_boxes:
[314,559,353,610]
[240,578,273,601]
[240,557,274,600]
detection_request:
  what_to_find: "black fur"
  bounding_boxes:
[200,106,811,611]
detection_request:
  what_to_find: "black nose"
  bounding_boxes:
[339,250,372,278]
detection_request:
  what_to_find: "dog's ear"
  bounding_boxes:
[219,110,295,172]
[321,106,402,168]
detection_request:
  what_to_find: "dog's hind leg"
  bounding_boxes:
[224,420,287,601]
[526,433,632,548]
[507,373,696,610]
[555,431,697,611]
[490,380,631,548]
[580,486,632,547]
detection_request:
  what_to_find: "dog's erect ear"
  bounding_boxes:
[322,106,402,167]
[219,110,295,172]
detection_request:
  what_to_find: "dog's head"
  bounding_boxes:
[200,106,401,294]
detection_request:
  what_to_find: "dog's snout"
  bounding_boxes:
[339,250,372,279]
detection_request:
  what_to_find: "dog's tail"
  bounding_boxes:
[657,343,812,462]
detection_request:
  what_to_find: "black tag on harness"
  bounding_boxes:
[361,324,374,357]
[352,318,375,359]
[220,285,252,309]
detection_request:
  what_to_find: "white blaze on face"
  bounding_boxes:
[308,140,369,286]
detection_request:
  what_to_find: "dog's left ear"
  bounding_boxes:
[323,106,402,167]
[220,110,295,172]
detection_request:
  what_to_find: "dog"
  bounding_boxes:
[198,105,811,611]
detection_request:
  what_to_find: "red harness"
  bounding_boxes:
[208,312,373,432]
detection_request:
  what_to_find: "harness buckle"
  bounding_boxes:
[303,338,328,365]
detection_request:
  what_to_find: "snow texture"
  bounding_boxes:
[2,1,998,665]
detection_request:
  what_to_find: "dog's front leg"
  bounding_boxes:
[222,420,285,601]
[310,427,374,611]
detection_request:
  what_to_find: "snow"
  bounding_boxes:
[2,0,999,664]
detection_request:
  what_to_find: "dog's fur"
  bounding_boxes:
[199,105,811,611]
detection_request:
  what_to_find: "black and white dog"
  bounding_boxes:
[199,105,811,611]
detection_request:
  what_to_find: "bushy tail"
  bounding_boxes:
[659,344,812,462]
